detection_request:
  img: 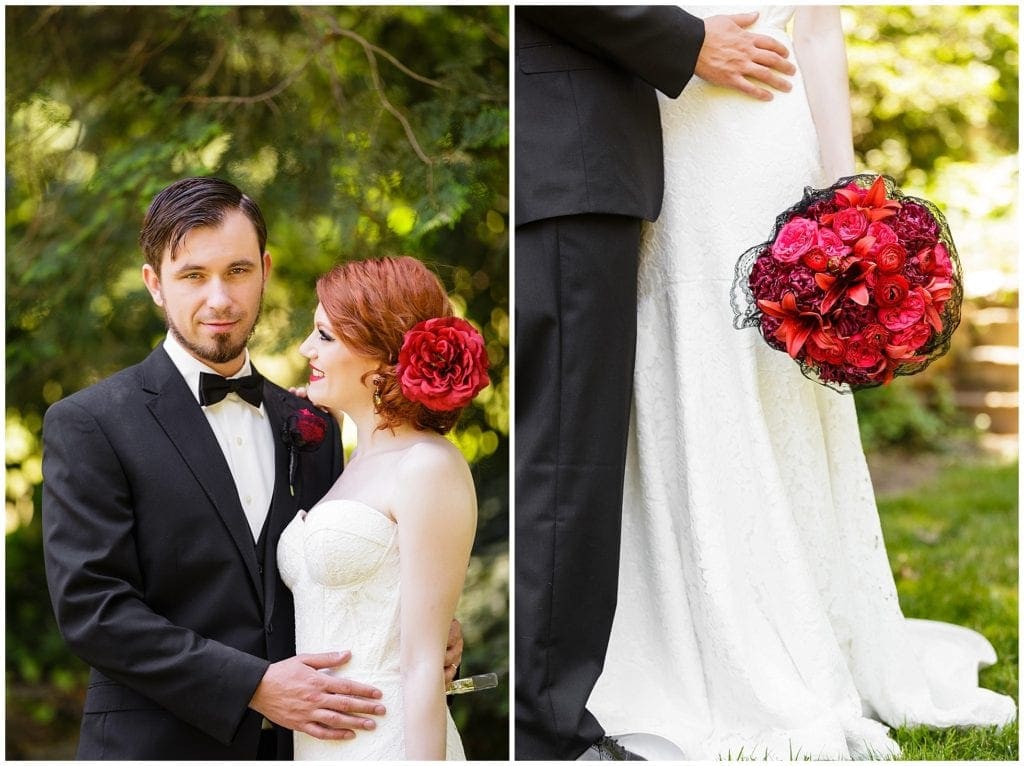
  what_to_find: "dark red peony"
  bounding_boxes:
[397,317,490,411]
[735,174,961,390]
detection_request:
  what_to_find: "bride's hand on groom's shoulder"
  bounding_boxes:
[697,12,797,102]
[249,651,387,740]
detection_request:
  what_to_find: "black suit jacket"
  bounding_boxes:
[516,6,705,225]
[42,346,343,759]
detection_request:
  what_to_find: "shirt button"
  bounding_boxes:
[245,495,252,505]
[235,436,244,446]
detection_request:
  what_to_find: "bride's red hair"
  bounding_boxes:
[316,256,461,434]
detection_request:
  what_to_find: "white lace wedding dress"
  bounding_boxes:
[278,499,466,760]
[587,6,1016,760]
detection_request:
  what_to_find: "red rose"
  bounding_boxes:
[845,331,884,369]
[862,323,891,349]
[284,408,328,450]
[397,316,490,411]
[875,242,907,274]
[878,290,926,331]
[801,249,829,272]
[874,274,910,308]
[832,208,868,243]
[771,218,818,264]
[866,221,898,251]
[891,322,933,352]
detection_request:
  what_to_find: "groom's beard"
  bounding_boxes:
[166,295,264,366]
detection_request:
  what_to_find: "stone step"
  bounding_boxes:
[966,306,1019,347]
[954,390,1019,434]
[955,345,1019,391]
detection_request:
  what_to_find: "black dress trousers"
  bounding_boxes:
[515,213,642,759]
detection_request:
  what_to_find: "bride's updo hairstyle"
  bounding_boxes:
[317,256,470,434]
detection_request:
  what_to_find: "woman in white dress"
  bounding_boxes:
[588,6,1016,760]
[278,256,488,760]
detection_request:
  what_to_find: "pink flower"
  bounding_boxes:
[878,290,926,331]
[832,207,868,243]
[932,243,953,278]
[771,218,819,263]
[816,227,849,261]
[891,322,933,352]
[845,331,885,369]
[866,221,898,251]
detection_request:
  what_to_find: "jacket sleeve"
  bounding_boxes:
[518,5,705,98]
[41,398,269,745]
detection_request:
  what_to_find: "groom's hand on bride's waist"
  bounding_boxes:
[249,651,386,740]
[697,11,797,101]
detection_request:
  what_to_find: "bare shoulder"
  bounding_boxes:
[392,438,476,519]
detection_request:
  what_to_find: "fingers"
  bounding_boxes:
[444,663,458,685]
[727,11,759,29]
[300,650,351,670]
[300,721,357,741]
[322,675,385,701]
[310,706,379,731]
[749,32,792,64]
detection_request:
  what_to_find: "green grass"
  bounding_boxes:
[878,459,1019,760]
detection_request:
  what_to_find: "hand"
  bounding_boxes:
[288,386,309,400]
[696,12,796,101]
[443,619,463,684]
[250,651,386,740]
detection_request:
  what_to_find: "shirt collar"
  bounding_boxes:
[162,332,255,407]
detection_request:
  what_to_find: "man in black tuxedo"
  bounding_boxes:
[515,8,796,760]
[42,177,459,759]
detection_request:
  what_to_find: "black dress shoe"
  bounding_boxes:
[576,736,647,760]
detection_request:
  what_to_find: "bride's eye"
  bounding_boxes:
[318,329,334,342]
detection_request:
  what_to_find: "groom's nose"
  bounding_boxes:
[205,278,233,311]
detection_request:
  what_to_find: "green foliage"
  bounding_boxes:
[853,377,968,452]
[878,460,1018,759]
[6,5,507,758]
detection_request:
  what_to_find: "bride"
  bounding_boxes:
[588,5,1016,760]
[278,256,488,760]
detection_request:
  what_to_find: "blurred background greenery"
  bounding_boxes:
[5,5,508,759]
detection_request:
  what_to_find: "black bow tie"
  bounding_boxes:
[198,371,264,408]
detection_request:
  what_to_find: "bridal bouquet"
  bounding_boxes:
[731,174,962,391]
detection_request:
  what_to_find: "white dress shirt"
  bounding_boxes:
[163,333,276,541]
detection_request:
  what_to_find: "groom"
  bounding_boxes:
[516,7,796,760]
[42,177,459,759]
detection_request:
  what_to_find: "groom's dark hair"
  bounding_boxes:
[139,177,268,273]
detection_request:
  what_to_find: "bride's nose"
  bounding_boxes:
[299,332,316,359]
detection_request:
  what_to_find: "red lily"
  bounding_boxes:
[829,176,902,223]
[814,259,876,314]
[757,292,824,359]
[920,278,953,332]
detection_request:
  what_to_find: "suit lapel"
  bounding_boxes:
[257,379,300,624]
[142,348,264,606]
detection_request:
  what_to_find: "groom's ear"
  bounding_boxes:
[142,263,164,308]
[261,251,273,285]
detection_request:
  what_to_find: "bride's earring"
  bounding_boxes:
[372,376,383,413]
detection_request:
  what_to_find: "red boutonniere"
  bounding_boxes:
[282,408,328,496]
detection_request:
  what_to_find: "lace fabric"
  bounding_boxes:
[586,5,1016,760]
[278,499,466,761]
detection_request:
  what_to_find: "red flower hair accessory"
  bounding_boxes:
[396,317,490,411]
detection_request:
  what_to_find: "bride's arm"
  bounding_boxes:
[794,6,856,179]
[394,443,477,760]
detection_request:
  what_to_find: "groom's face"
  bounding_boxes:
[142,209,272,376]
